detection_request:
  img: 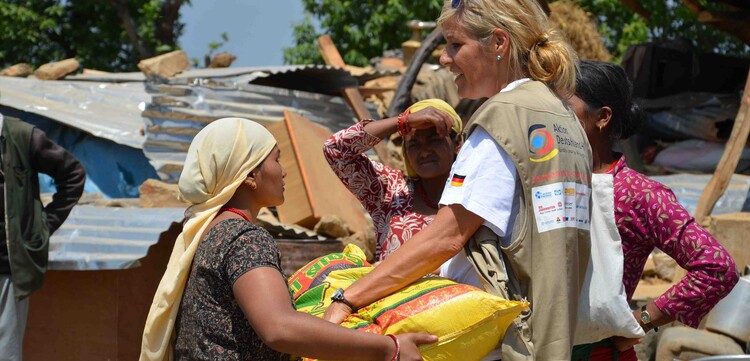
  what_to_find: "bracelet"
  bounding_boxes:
[397,110,411,136]
[386,334,400,361]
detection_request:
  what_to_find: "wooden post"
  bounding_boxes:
[317,35,391,163]
[693,70,750,225]
[317,35,373,121]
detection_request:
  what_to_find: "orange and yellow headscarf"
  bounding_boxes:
[402,99,463,178]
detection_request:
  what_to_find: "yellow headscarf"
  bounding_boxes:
[402,98,463,178]
[140,117,276,361]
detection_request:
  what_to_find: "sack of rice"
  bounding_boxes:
[290,245,528,361]
[288,243,371,306]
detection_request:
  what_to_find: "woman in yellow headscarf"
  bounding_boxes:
[141,117,435,361]
[323,99,462,264]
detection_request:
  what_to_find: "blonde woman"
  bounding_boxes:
[324,0,592,360]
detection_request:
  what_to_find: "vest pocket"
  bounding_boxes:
[23,231,48,251]
[13,166,26,187]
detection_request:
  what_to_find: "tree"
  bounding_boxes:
[284,16,324,65]
[284,0,444,66]
[572,0,749,61]
[286,0,747,67]
[0,0,188,72]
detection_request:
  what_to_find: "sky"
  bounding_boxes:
[178,0,308,67]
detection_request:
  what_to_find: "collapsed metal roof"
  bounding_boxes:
[1,65,384,265]
[48,204,327,271]
[66,65,393,91]
[1,65,383,182]
[0,76,149,149]
[142,82,372,182]
[49,205,185,270]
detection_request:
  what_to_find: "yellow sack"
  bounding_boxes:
[288,243,371,304]
[290,245,528,361]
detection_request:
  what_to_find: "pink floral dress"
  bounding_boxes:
[323,121,432,261]
[611,155,739,327]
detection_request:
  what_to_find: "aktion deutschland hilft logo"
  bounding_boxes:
[528,124,558,162]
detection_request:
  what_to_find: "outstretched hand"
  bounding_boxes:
[407,107,457,137]
[321,301,438,360]
[395,333,439,361]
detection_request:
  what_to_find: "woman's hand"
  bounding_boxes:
[322,301,354,325]
[407,107,457,137]
[394,333,439,361]
[610,335,641,352]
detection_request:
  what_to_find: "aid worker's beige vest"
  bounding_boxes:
[464,80,592,361]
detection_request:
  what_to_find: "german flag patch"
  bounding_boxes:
[450,174,466,187]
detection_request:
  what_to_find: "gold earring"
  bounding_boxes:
[250,183,257,190]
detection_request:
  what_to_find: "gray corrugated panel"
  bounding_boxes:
[142,83,376,182]
[48,205,185,270]
[0,76,149,149]
[177,65,345,80]
[66,65,397,91]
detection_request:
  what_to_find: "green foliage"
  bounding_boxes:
[284,0,444,66]
[191,32,230,67]
[284,16,324,65]
[287,0,748,66]
[571,0,749,62]
[0,0,186,72]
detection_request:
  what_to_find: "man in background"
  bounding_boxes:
[0,112,85,361]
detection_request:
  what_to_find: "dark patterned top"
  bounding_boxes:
[174,218,292,360]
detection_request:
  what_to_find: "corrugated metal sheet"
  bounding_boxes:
[49,205,185,270]
[66,65,396,89]
[47,204,332,271]
[142,82,376,182]
[2,65,385,183]
[0,76,149,148]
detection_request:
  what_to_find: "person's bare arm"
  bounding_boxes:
[233,267,436,361]
[323,204,484,324]
[363,107,456,139]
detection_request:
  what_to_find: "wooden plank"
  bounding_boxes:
[317,35,391,164]
[318,35,347,68]
[267,121,314,226]
[318,35,373,120]
[270,110,370,233]
[694,70,750,224]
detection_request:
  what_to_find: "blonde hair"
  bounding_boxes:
[438,0,579,97]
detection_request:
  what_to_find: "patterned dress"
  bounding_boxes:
[611,155,739,327]
[174,218,292,361]
[323,121,433,261]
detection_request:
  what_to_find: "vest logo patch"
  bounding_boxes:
[450,174,466,187]
[528,124,559,163]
